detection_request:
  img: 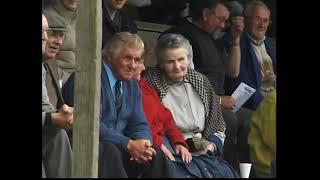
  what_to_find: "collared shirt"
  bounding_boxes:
[162,80,205,139]
[247,34,276,94]
[247,33,266,46]
[103,61,122,96]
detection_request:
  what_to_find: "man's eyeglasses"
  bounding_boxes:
[210,10,228,24]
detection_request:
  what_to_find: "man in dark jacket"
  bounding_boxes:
[102,0,137,48]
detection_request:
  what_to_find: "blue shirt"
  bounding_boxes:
[103,61,122,96]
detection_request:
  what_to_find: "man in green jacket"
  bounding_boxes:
[42,14,73,178]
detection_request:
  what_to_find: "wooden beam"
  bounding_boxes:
[72,0,101,177]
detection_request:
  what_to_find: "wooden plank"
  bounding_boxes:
[135,20,171,32]
[72,0,101,177]
[135,21,171,67]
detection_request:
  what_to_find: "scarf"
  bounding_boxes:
[142,67,225,139]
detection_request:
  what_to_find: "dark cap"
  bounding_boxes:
[225,1,243,17]
[46,14,68,32]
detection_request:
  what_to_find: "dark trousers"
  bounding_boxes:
[98,142,173,178]
[223,108,253,173]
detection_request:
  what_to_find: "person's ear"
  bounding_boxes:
[202,8,211,22]
[187,59,191,66]
[105,53,114,63]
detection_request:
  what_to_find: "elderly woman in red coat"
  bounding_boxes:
[134,60,192,163]
[134,33,239,178]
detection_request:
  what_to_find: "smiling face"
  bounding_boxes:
[246,5,270,41]
[161,48,190,82]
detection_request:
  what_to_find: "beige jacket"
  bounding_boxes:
[43,0,76,83]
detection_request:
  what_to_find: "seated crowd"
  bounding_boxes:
[42,0,276,178]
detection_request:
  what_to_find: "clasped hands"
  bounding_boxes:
[52,104,74,129]
[127,139,156,164]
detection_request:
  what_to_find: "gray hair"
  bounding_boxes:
[155,33,193,67]
[102,32,144,61]
[244,0,270,18]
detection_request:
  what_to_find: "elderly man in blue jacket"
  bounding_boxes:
[223,0,276,173]
[62,32,172,178]
[99,32,173,178]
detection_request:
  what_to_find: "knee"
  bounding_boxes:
[55,129,71,145]
[100,142,120,153]
[153,147,167,161]
[223,114,238,135]
[99,142,122,160]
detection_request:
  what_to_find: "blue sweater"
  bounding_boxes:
[100,63,151,151]
[224,33,276,110]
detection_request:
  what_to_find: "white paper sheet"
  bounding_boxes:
[231,82,256,113]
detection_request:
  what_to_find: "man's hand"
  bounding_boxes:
[207,143,217,153]
[174,144,192,163]
[230,16,244,41]
[51,111,73,129]
[221,96,236,111]
[161,144,175,161]
[127,139,156,163]
[59,104,74,125]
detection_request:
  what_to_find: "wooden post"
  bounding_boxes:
[72,0,102,177]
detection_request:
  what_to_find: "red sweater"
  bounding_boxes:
[139,78,188,149]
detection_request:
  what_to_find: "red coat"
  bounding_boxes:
[139,78,188,149]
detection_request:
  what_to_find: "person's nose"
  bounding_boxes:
[53,36,63,45]
[219,21,225,30]
[128,59,138,69]
[173,61,180,70]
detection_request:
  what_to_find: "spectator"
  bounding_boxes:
[43,14,68,109]
[161,0,250,171]
[133,54,194,177]
[248,91,276,177]
[142,33,239,177]
[223,0,276,177]
[102,0,137,48]
[62,32,173,178]
[44,0,77,85]
[42,14,73,178]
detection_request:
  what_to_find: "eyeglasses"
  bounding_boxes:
[211,11,227,24]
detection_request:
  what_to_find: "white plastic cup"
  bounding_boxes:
[239,162,252,178]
